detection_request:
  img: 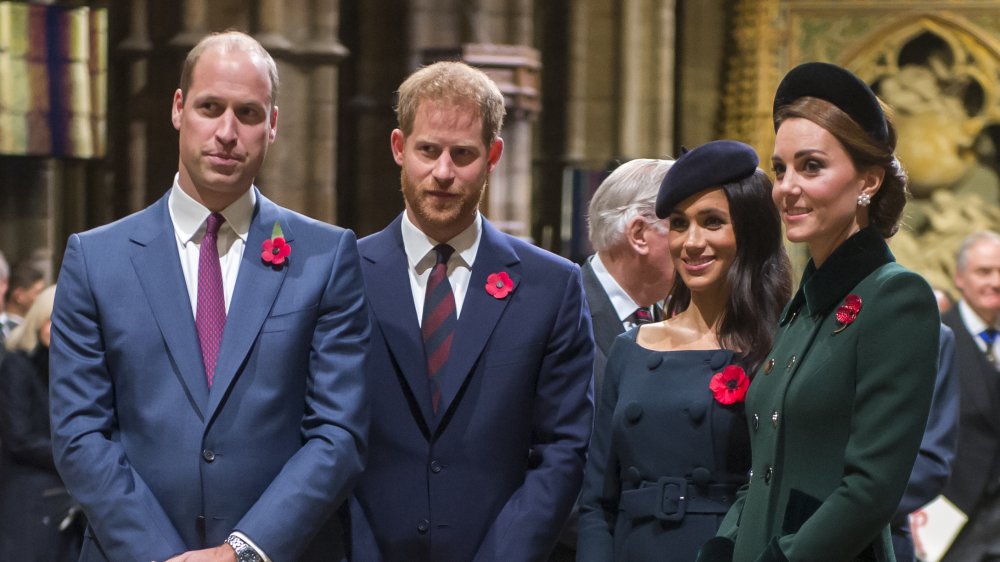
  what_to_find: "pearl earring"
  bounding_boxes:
[857,193,872,207]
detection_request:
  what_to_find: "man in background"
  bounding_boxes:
[941,230,1000,562]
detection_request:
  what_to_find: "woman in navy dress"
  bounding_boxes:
[577,141,791,562]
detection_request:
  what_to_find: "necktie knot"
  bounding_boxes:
[629,307,654,325]
[433,244,455,267]
[205,212,225,238]
[981,328,999,346]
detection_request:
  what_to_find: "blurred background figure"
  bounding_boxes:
[0,252,10,349]
[940,230,1000,562]
[2,261,45,336]
[0,284,84,561]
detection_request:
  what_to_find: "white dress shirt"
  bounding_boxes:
[590,253,645,329]
[401,212,482,324]
[167,177,255,317]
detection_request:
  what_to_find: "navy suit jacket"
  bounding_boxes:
[942,306,1000,514]
[351,215,595,562]
[49,190,370,561]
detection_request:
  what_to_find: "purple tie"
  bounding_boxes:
[197,212,226,388]
[422,244,457,413]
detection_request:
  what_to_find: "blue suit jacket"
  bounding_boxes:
[350,215,595,562]
[49,190,370,561]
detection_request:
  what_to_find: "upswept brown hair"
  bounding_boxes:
[774,96,908,237]
[179,31,279,108]
[395,61,506,148]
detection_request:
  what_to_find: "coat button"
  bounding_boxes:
[686,401,706,424]
[709,351,729,370]
[625,466,642,485]
[786,355,797,371]
[647,354,663,370]
[430,460,442,473]
[764,465,774,484]
[625,402,643,423]
[752,413,759,431]
[417,520,429,533]
[764,359,774,375]
[771,410,779,428]
[748,469,754,482]
[202,449,215,462]
[691,467,712,486]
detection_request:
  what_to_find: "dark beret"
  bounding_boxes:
[655,140,759,219]
[772,61,888,144]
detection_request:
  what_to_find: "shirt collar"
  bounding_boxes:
[167,174,256,243]
[401,211,482,272]
[590,253,641,322]
[958,299,997,338]
[783,226,894,323]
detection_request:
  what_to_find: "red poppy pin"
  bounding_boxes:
[261,221,291,268]
[709,365,749,405]
[833,294,862,333]
[485,271,515,299]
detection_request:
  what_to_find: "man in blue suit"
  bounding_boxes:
[350,61,595,561]
[49,31,369,562]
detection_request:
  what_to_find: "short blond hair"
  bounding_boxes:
[6,284,55,353]
[396,61,506,148]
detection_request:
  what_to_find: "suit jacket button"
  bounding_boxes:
[430,460,442,473]
[202,449,215,462]
[417,520,430,534]
[625,402,643,423]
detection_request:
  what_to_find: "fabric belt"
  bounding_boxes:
[619,477,738,522]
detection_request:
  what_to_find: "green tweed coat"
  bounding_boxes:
[699,227,939,562]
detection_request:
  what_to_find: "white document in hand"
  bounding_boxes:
[909,495,967,562]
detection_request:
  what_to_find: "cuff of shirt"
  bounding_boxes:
[231,531,272,562]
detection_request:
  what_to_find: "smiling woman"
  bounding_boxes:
[699,62,941,562]
[577,140,790,562]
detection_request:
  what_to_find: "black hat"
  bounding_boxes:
[655,140,759,219]
[772,61,888,144]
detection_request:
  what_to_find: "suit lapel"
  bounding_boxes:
[129,196,209,418]
[362,217,437,427]
[582,257,625,355]
[206,193,289,420]
[434,220,519,430]
[944,308,1000,429]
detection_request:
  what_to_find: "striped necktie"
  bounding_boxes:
[422,244,457,413]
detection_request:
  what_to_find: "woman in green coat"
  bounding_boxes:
[698,62,939,562]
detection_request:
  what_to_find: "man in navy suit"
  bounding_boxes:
[49,31,369,562]
[350,61,595,561]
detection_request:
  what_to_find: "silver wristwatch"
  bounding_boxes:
[225,534,262,562]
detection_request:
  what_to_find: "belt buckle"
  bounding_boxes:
[653,476,687,522]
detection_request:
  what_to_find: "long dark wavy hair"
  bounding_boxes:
[665,169,792,369]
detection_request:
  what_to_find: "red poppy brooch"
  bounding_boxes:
[710,365,749,405]
[833,294,862,333]
[485,271,515,299]
[261,221,291,268]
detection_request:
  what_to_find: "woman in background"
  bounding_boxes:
[577,140,791,561]
[0,285,84,561]
[699,62,940,562]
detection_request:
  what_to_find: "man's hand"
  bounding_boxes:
[164,544,237,562]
